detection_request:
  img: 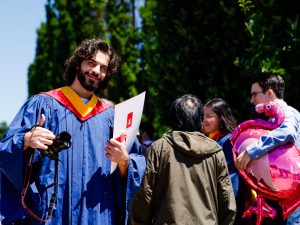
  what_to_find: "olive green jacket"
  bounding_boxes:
[131,131,236,225]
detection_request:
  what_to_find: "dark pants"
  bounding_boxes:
[3,218,32,225]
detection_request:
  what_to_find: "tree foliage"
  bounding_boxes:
[140,0,247,136]
[104,0,142,102]
[24,0,300,139]
[0,122,8,140]
[140,0,300,137]
[235,0,300,110]
[28,0,108,96]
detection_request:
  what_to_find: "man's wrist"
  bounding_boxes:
[24,131,32,150]
[118,158,129,168]
[118,157,129,177]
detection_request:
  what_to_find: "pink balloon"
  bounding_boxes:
[243,194,276,225]
[231,102,300,225]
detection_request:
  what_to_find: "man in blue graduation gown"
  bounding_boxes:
[0,39,146,225]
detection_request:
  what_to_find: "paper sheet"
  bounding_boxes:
[110,91,146,173]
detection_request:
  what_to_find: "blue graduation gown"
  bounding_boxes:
[0,90,146,225]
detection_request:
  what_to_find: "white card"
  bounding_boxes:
[110,91,146,173]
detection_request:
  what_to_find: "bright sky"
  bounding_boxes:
[0,1,46,124]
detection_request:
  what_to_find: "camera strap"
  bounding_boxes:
[21,148,59,222]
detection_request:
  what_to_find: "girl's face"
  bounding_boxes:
[203,106,220,134]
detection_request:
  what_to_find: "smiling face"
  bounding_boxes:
[203,106,220,134]
[77,51,110,92]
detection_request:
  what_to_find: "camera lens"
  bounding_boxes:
[44,131,71,160]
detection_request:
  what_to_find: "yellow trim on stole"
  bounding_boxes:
[209,130,219,139]
[60,86,98,117]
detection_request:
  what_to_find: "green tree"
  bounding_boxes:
[27,0,300,138]
[236,0,300,110]
[140,0,247,136]
[28,0,143,104]
[140,0,300,137]
[28,0,108,96]
[0,122,8,140]
[104,0,142,102]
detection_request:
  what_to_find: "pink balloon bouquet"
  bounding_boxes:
[231,102,300,225]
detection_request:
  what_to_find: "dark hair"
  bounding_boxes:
[204,98,236,133]
[169,94,203,131]
[252,73,285,99]
[139,121,154,138]
[64,39,120,90]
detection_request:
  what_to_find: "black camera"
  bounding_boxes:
[43,131,72,160]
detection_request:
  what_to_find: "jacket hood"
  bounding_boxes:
[163,131,222,157]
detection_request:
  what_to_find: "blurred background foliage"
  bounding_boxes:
[1,0,300,139]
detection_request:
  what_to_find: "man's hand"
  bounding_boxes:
[105,133,129,177]
[24,114,56,151]
[235,150,252,170]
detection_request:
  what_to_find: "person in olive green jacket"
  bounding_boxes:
[130,94,236,225]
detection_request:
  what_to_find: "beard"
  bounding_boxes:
[77,71,101,92]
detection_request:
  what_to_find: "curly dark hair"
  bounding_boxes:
[204,98,236,133]
[64,39,120,90]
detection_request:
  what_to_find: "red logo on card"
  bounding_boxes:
[116,135,127,142]
[126,112,133,128]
